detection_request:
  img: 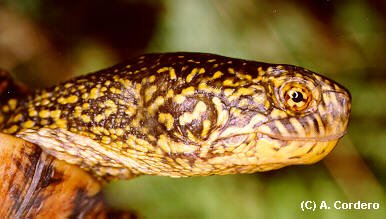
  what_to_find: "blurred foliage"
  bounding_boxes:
[0,0,385,218]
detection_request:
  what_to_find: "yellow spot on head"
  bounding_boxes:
[91,126,101,135]
[169,68,176,80]
[82,93,89,100]
[4,125,19,134]
[124,106,137,117]
[22,120,35,128]
[181,86,195,96]
[109,87,121,94]
[57,97,65,104]
[81,114,91,123]
[105,100,117,108]
[212,97,228,127]
[157,67,169,73]
[41,99,50,106]
[135,83,142,94]
[166,89,174,99]
[145,85,158,102]
[73,106,82,117]
[8,99,18,110]
[12,114,23,122]
[147,96,165,115]
[179,101,207,126]
[224,88,234,97]
[101,136,111,144]
[223,79,234,86]
[56,119,67,128]
[236,87,255,96]
[94,114,105,123]
[229,87,256,101]
[148,75,156,83]
[104,108,116,117]
[2,105,9,113]
[201,120,211,138]
[115,128,124,136]
[186,68,198,83]
[82,103,90,110]
[211,71,223,80]
[40,119,49,125]
[41,92,51,99]
[90,88,101,99]
[173,94,186,104]
[39,110,51,118]
[158,113,174,130]
[239,98,249,107]
[64,83,73,88]
[51,110,61,118]
[230,107,241,117]
[228,68,235,74]
[198,83,221,94]
[264,100,270,109]
[270,109,288,119]
[66,95,79,104]
[131,118,140,128]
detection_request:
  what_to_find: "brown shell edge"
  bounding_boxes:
[0,133,135,218]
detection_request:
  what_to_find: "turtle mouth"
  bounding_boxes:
[217,130,346,146]
[256,130,347,142]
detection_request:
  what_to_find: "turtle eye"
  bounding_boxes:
[281,82,312,112]
[289,90,304,102]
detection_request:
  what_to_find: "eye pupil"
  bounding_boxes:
[291,91,304,102]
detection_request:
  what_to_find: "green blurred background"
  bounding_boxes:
[0,0,385,218]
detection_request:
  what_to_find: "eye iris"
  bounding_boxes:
[291,91,304,103]
[279,81,316,113]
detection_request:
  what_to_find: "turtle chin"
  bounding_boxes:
[256,133,340,165]
[207,132,341,174]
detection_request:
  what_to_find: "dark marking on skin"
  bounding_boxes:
[283,120,297,135]
[38,157,64,188]
[8,146,43,215]
[312,116,320,134]
[9,187,22,216]
[69,189,104,218]
[20,146,43,181]
[307,143,317,154]
[267,121,280,135]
